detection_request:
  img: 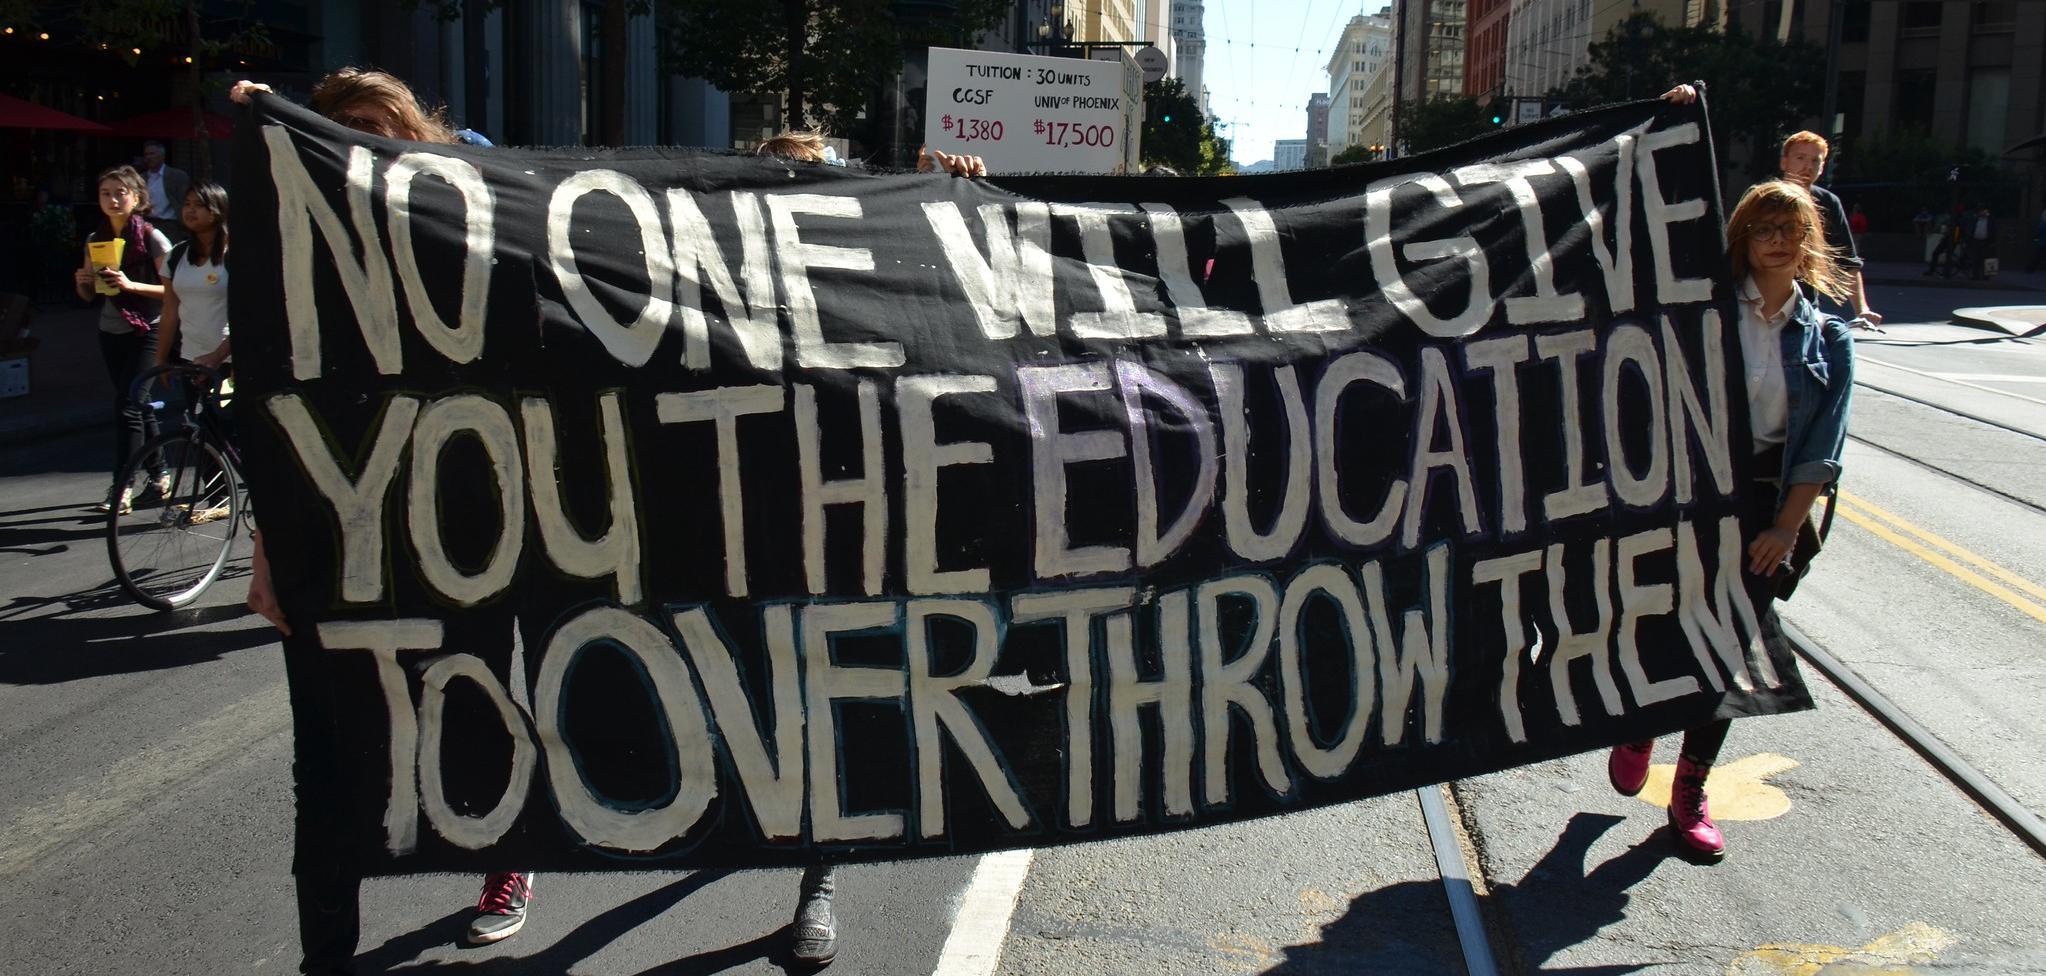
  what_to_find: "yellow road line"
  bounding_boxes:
[1837,490,2046,604]
[1832,500,2046,628]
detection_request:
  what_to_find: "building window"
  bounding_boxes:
[1965,68,2009,152]
[1900,1,1942,32]
[1972,2,2016,30]
[1835,70,1864,149]
[1893,67,1936,130]
[1841,0,1870,41]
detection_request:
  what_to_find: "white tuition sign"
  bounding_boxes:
[924,46,1130,174]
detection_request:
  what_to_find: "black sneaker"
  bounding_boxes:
[466,872,533,945]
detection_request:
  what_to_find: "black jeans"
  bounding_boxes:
[97,329,162,490]
[286,608,520,975]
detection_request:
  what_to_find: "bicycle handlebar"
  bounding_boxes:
[129,362,225,411]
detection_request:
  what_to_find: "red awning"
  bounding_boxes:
[0,93,111,132]
[108,107,234,141]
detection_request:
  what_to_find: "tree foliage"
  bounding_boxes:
[1140,78,1232,175]
[0,0,271,68]
[657,0,1006,134]
[1141,79,1202,170]
[1195,122,1232,175]
[1548,12,1824,180]
[1329,143,1373,166]
[1399,95,1491,155]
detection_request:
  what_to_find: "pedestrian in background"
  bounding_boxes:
[72,164,171,515]
[1968,207,1995,279]
[1925,205,1964,277]
[154,182,233,374]
[1604,178,1858,860]
[1775,130,1880,328]
[1847,202,1868,236]
[138,141,190,243]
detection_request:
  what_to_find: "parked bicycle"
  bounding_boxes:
[106,363,250,610]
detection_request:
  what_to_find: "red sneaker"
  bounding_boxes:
[1607,740,1654,796]
[1667,757,1726,859]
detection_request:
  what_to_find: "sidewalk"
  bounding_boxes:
[0,303,111,448]
[1862,259,2046,293]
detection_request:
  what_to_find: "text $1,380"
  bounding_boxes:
[942,115,1005,142]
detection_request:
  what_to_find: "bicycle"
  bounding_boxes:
[106,362,252,610]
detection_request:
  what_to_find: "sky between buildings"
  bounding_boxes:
[1195,0,1368,165]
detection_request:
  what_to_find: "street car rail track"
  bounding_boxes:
[1845,430,2046,519]
[1853,378,2046,446]
[1780,620,2046,858]
[1417,784,1503,976]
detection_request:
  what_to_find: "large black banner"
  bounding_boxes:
[231,93,1809,874]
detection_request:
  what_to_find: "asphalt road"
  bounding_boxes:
[3,281,2043,975]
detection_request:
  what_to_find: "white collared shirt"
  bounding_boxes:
[1737,276,1791,452]
[145,166,171,219]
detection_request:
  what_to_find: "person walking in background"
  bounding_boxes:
[1847,203,1868,236]
[1925,205,1964,278]
[1968,207,1995,279]
[154,182,233,374]
[72,164,172,515]
[138,141,190,243]
[1775,131,1880,328]
[1603,178,1858,860]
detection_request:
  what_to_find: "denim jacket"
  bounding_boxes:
[1770,283,1855,503]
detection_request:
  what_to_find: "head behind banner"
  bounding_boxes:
[311,67,456,144]
[756,131,828,163]
[1727,180,1852,302]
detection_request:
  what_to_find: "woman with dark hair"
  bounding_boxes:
[73,164,172,514]
[1604,171,1858,860]
[156,182,233,373]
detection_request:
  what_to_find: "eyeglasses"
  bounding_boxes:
[1748,221,1806,242]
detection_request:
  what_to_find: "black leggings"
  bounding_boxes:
[98,329,162,488]
[1680,718,1732,766]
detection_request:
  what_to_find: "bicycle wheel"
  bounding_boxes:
[107,429,243,610]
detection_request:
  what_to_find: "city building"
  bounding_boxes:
[1397,0,1467,104]
[1467,0,1511,99]
[1306,92,1331,166]
[1274,138,1307,170]
[1358,54,1393,157]
[1327,9,1393,152]
[1504,0,1695,104]
[1171,0,1207,106]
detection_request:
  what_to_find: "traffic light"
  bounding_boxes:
[1490,113,1504,125]
[1162,113,1173,123]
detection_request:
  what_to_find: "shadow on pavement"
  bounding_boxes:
[0,504,118,553]
[355,870,799,974]
[0,597,273,685]
[1267,812,1672,975]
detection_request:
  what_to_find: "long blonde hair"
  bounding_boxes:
[1727,180,1854,302]
[311,67,456,144]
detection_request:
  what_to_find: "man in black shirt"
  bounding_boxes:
[1779,130,1881,328]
